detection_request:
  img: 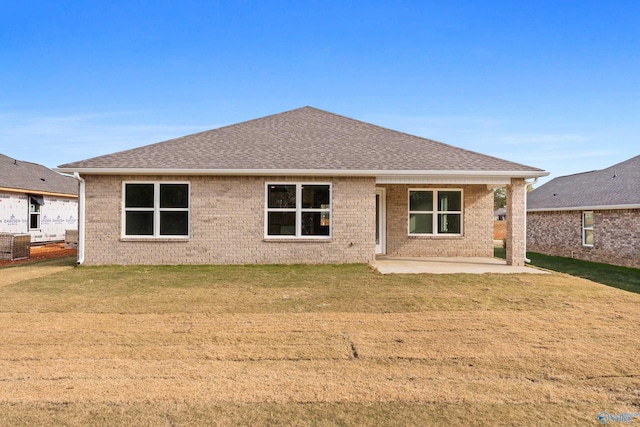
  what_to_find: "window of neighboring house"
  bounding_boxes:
[408,189,463,236]
[123,182,190,238]
[583,211,594,246]
[29,196,43,230]
[265,183,331,238]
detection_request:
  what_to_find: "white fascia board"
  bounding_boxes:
[54,167,549,180]
[528,204,640,212]
[376,176,513,185]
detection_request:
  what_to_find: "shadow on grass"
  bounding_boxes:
[495,248,640,294]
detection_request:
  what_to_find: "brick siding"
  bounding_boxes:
[506,178,526,266]
[83,176,498,265]
[83,175,376,265]
[378,184,494,258]
[527,209,640,269]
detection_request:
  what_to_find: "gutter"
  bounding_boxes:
[73,172,85,265]
[54,167,550,179]
[527,204,640,212]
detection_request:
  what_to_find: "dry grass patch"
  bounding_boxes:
[0,256,76,287]
[0,263,639,425]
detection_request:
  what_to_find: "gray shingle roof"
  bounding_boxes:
[0,153,78,196]
[528,155,640,210]
[494,207,507,216]
[58,106,545,175]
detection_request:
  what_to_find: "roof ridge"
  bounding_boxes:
[57,107,546,175]
[602,153,640,171]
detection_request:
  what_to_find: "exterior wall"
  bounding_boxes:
[506,178,526,266]
[527,209,640,269]
[0,191,78,243]
[0,192,27,233]
[82,175,376,265]
[379,184,494,258]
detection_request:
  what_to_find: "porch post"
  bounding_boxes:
[506,178,526,266]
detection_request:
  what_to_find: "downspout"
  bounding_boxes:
[73,172,85,265]
[523,177,538,264]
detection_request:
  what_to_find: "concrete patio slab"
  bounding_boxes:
[371,257,548,275]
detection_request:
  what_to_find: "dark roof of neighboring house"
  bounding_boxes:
[527,155,640,211]
[58,107,546,177]
[494,207,507,216]
[0,153,78,196]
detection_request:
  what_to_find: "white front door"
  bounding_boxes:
[375,188,386,255]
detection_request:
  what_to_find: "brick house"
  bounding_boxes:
[56,107,547,266]
[527,155,640,269]
[0,153,78,243]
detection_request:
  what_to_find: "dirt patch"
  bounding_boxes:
[0,243,77,267]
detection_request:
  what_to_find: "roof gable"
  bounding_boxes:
[58,106,545,176]
[0,154,78,196]
[528,155,640,210]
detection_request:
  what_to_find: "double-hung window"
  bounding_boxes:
[582,211,594,246]
[29,195,43,230]
[123,182,190,238]
[408,189,463,236]
[266,183,331,238]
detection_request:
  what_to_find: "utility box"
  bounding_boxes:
[0,233,31,261]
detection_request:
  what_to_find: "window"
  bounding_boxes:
[408,189,463,236]
[29,195,43,230]
[123,182,189,238]
[583,211,594,246]
[266,183,331,238]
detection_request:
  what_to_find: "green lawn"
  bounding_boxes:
[1,261,639,426]
[495,248,640,294]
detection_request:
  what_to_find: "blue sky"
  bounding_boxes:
[1,1,639,185]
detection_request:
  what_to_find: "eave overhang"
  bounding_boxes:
[528,204,640,212]
[0,186,78,198]
[55,167,548,185]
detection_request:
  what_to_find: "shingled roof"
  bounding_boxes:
[528,155,640,211]
[58,106,546,177]
[0,153,78,196]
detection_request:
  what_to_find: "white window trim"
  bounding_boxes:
[28,196,42,231]
[582,211,594,247]
[264,182,332,239]
[122,181,190,239]
[408,188,464,237]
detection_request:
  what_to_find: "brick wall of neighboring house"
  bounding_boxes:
[379,184,494,258]
[527,209,640,269]
[82,175,376,265]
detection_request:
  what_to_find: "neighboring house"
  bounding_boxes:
[0,154,79,243]
[527,155,640,269]
[56,107,547,266]
[494,207,507,221]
